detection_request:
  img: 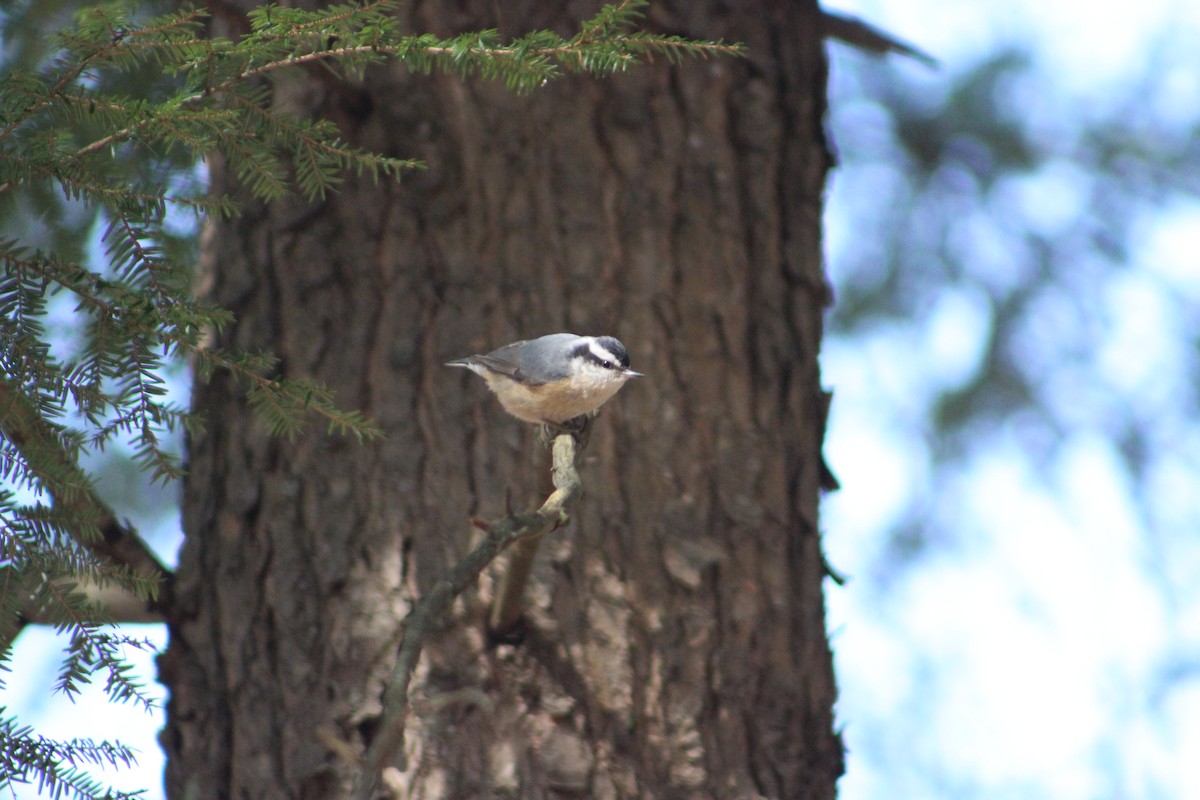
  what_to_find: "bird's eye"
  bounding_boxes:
[601,360,614,369]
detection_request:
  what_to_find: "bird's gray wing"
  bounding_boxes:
[472,334,576,385]
[470,347,533,382]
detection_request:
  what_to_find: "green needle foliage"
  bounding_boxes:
[0,0,740,795]
[0,708,146,800]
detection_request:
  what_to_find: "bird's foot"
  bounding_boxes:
[539,413,594,446]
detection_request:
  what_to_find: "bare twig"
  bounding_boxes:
[351,430,585,800]
[820,10,938,68]
[487,422,564,638]
[485,529,548,638]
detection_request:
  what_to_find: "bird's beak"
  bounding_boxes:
[624,369,644,378]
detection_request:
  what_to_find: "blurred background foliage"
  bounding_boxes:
[3,0,1199,798]
[828,42,1200,565]
[822,2,1200,797]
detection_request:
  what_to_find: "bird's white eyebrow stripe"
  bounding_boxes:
[586,339,618,363]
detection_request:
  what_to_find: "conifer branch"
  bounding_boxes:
[0,0,740,198]
[0,712,146,800]
[0,377,170,621]
[189,346,384,441]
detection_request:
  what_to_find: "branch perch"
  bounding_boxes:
[487,421,585,639]
[352,429,585,800]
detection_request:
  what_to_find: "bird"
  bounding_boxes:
[446,333,642,425]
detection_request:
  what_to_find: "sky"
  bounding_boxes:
[820,1,1200,799]
[4,1,1200,798]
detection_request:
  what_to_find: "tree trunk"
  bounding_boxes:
[160,1,842,797]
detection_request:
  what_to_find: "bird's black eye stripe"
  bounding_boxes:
[581,350,615,370]
[574,337,631,371]
[590,337,631,368]
[586,352,620,371]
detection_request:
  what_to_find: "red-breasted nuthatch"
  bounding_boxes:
[446,333,642,425]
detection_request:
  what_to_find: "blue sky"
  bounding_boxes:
[822,2,1200,798]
